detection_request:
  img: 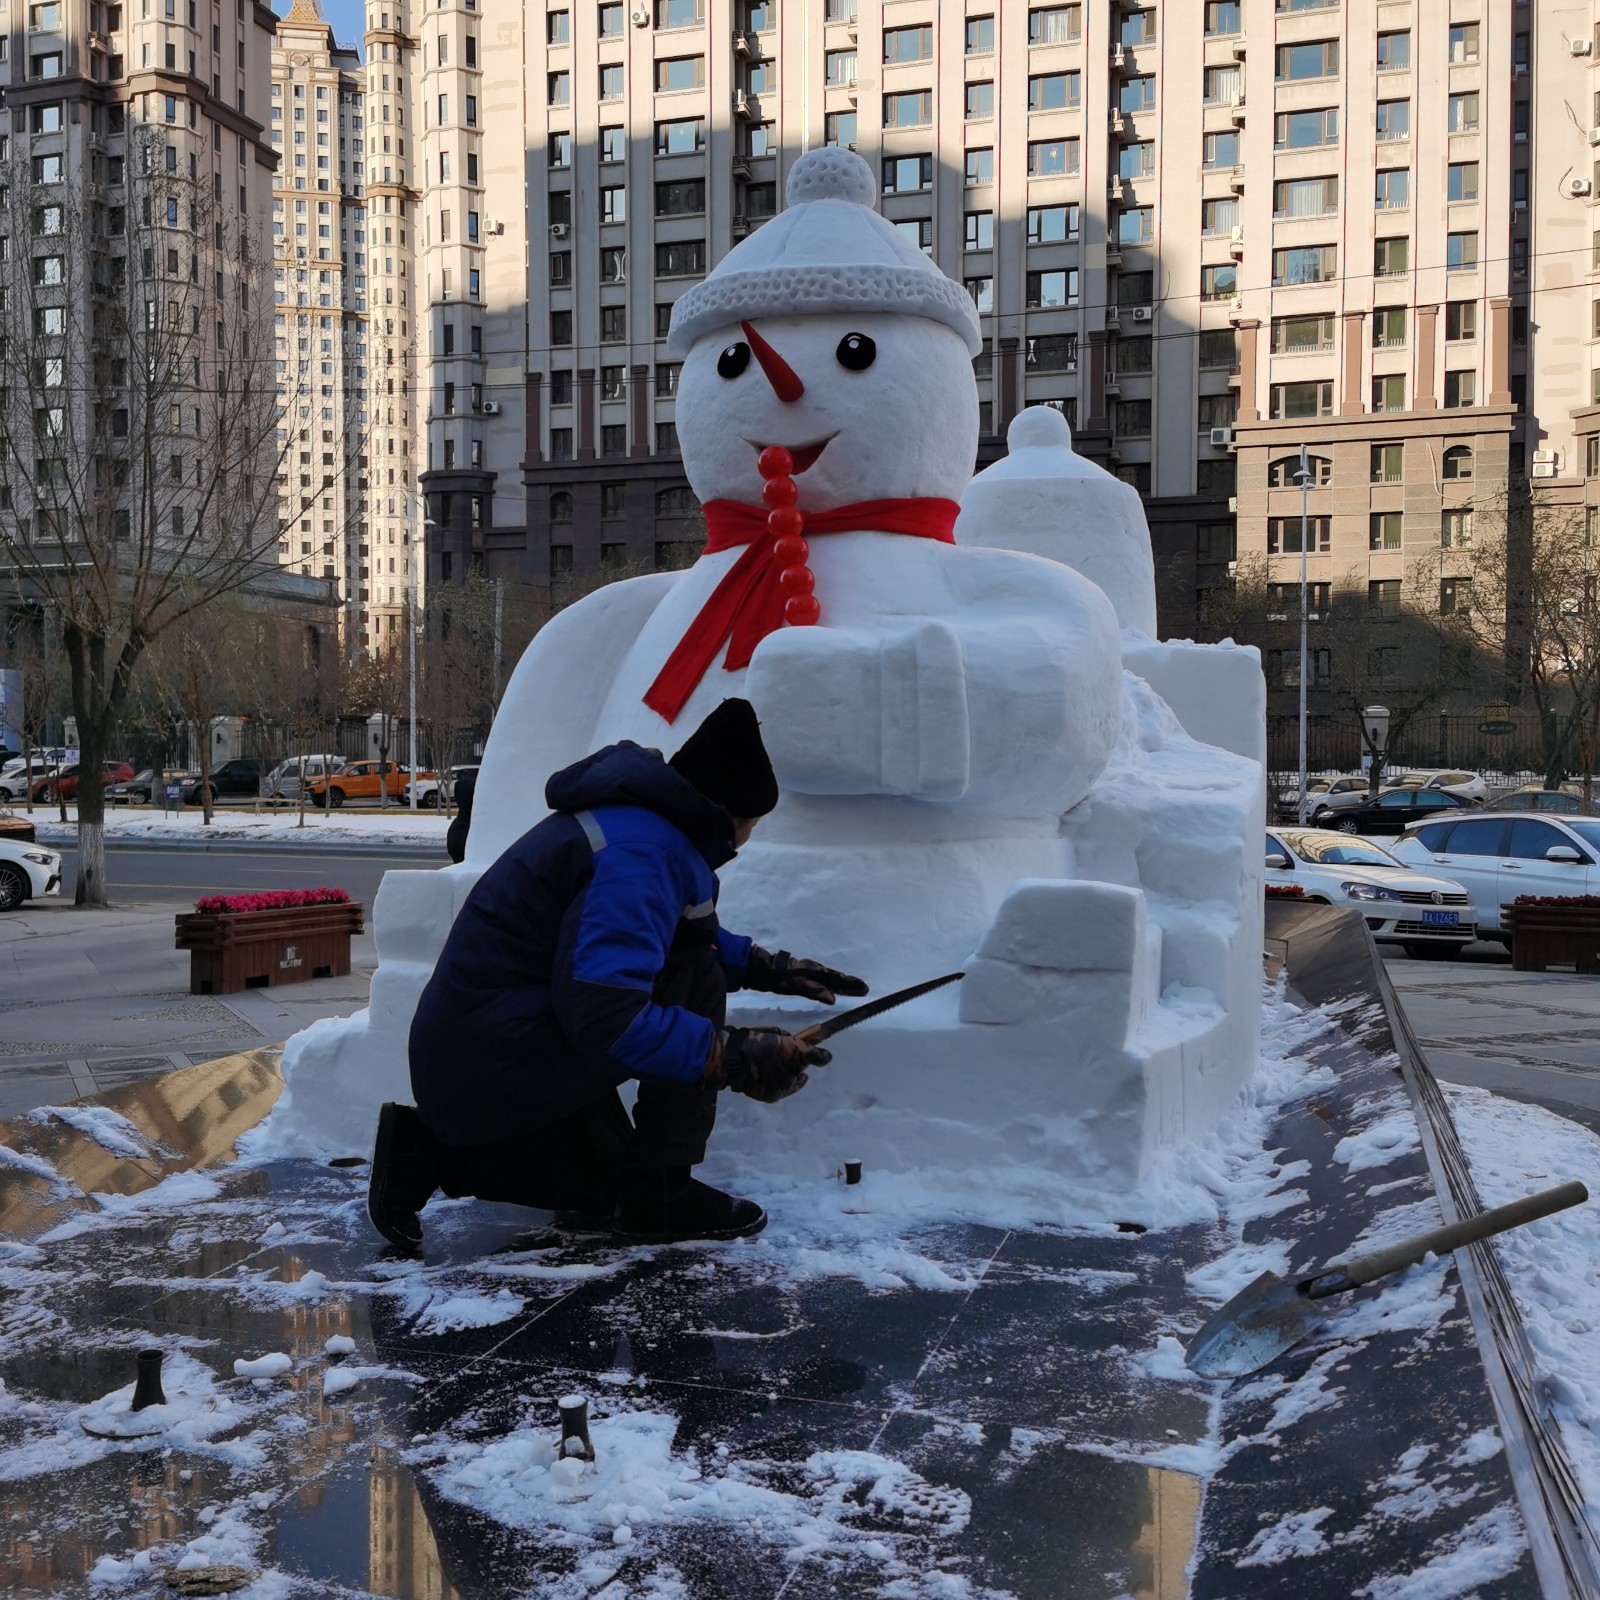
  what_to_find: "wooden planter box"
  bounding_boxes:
[1504,904,1600,974]
[175,902,365,995]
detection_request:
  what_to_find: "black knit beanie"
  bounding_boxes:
[668,698,780,818]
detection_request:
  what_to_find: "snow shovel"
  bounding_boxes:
[1185,1179,1588,1379]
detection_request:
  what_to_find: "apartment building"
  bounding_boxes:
[269,0,374,644]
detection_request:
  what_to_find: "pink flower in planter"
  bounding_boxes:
[1512,895,1600,908]
[193,888,352,914]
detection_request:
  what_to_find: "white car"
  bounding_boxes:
[266,754,346,800]
[404,764,478,808]
[1389,769,1489,804]
[1266,827,1476,957]
[1391,811,1600,942]
[0,760,59,803]
[0,836,64,911]
[1276,775,1376,823]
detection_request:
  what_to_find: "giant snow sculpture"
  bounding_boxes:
[268,148,1266,1188]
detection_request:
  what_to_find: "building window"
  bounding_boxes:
[1447,163,1479,203]
[598,3,623,36]
[1201,197,1239,237]
[1198,394,1238,431]
[1275,39,1338,80]
[656,422,680,454]
[825,111,857,147]
[1446,232,1479,271]
[1205,1,1241,36]
[655,178,705,216]
[965,81,995,121]
[656,0,703,27]
[601,484,627,519]
[601,245,627,283]
[1030,73,1080,112]
[824,49,856,85]
[1267,517,1331,554]
[1274,109,1338,149]
[601,306,626,342]
[1117,336,1153,373]
[1028,6,1079,45]
[966,276,994,314]
[1120,142,1155,179]
[1442,509,1473,548]
[1272,245,1337,286]
[655,364,681,397]
[883,24,932,63]
[1369,511,1403,551]
[964,211,994,251]
[1118,75,1154,114]
[655,239,704,277]
[600,186,627,224]
[893,218,933,254]
[1203,65,1241,106]
[546,73,567,106]
[883,154,933,194]
[656,485,697,516]
[550,490,573,522]
[656,56,705,91]
[599,63,624,101]
[1448,23,1480,64]
[1270,314,1335,354]
[1199,329,1238,370]
[1440,578,1471,616]
[1441,445,1473,481]
[1374,170,1409,211]
[1203,132,1240,168]
[1445,302,1478,342]
[883,91,933,129]
[551,370,574,405]
[1273,176,1338,217]
[1375,101,1410,143]
[1374,237,1410,277]
[550,428,573,460]
[1269,381,1334,419]
[1371,444,1404,484]
[1117,208,1154,245]
[601,424,627,458]
[1368,581,1402,619]
[1373,308,1407,349]
[1025,270,1077,309]
[1443,370,1476,409]
[1267,454,1332,487]
[1120,9,1155,45]
[1028,139,1078,177]
[1027,204,1078,243]
[1200,264,1238,301]
[965,147,994,186]
[1372,374,1405,413]
[1113,400,1152,438]
[966,15,994,54]
[656,117,706,155]
[1447,93,1479,134]
[1376,30,1409,70]
[550,250,572,285]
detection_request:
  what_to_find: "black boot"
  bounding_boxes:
[613,1168,767,1245]
[367,1103,440,1252]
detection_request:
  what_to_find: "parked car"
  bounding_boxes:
[181,757,266,805]
[1266,827,1476,957]
[0,813,37,844]
[30,761,135,803]
[1484,785,1599,816]
[0,835,63,911]
[266,755,346,800]
[305,759,417,808]
[1388,769,1489,804]
[404,764,476,808]
[0,757,62,802]
[1391,811,1600,942]
[1325,787,1477,836]
[1276,775,1375,823]
[106,768,195,805]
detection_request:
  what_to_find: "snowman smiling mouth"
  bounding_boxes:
[746,434,837,474]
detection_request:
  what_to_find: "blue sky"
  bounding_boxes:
[276,0,366,53]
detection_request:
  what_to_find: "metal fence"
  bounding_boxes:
[1268,711,1554,783]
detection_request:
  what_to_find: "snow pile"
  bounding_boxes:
[1446,1082,1600,1528]
[232,1353,292,1380]
[32,805,448,848]
[28,1104,154,1160]
[421,1408,971,1576]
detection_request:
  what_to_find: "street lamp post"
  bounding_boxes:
[1293,443,1312,825]
[1364,704,1392,794]
[409,509,437,812]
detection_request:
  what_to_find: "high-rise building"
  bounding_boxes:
[269,0,372,646]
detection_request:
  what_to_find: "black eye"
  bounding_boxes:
[717,342,751,379]
[836,333,877,371]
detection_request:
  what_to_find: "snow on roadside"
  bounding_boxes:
[1445,1082,1600,1532]
[29,804,450,849]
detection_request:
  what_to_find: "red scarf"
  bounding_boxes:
[643,497,960,722]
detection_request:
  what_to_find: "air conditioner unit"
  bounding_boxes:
[1230,101,1247,126]
[1110,45,1126,70]
[549,221,569,237]
[733,29,750,54]
[1229,225,1245,256]
[1589,128,1600,146]
[484,218,504,236]
[1105,306,1122,327]
[1573,177,1594,197]
[1227,496,1239,513]
[845,76,857,90]
[1231,43,1246,62]
[481,400,501,414]
[1532,449,1562,468]
[1131,306,1153,322]
[1227,294,1246,321]
[1103,377,1121,396]
[1228,163,1245,192]
[1211,427,1234,448]
[1572,37,1594,56]
[630,5,650,25]
[1532,461,1559,478]
[732,90,750,115]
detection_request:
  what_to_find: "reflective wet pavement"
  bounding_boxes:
[0,944,1556,1598]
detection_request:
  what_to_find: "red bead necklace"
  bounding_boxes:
[758,445,822,628]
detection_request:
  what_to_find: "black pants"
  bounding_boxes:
[435,944,724,1212]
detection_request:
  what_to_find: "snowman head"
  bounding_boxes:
[668,149,981,511]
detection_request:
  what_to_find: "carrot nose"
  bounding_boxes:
[740,320,805,403]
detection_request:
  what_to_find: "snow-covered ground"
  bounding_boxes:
[21,805,450,849]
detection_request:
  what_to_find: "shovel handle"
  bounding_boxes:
[1329,1180,1588,1292]
[791,1022,824,1048]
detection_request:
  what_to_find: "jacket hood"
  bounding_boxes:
[545,741,737,868]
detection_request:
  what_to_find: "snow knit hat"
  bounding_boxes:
[668,698,780,819]
[665,146,982,359]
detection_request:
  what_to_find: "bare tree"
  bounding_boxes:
[0,122,329,900]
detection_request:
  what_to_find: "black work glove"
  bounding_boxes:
[743,946,870,1006]
[709,1027,832,1103]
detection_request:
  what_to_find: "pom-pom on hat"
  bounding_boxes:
[668,698,780,819]
[666,147,982,359]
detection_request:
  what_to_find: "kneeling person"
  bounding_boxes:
[367,699,865,1251]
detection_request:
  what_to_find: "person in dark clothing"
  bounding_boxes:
[444,769,474,863]
[367,698,867,1252]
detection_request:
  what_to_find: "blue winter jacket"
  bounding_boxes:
[408,741,754,1146]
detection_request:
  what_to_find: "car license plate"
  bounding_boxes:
[1422,910,1460,928]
